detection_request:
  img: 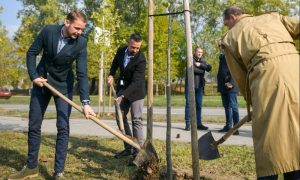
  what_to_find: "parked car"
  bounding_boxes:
[0,89,12,99]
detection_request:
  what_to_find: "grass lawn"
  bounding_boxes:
[0,94,255,179]
[0,131,256,179]
[0,106,246,125]
[0,95,247,108]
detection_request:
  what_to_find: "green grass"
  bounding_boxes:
[0,107,248,125]
[0,131,256,179]
[0,95,247,107]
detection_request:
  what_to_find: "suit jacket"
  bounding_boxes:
[217,53,238,93]
[185,56,212,90]
[109,46,146,102]
[26,24,90,101]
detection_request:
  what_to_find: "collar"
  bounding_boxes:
[236,14,252,24]
[60,26,71,40]
[125,48,134,58]
[193,56,202,62]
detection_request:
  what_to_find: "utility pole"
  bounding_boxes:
[183,0,200,179]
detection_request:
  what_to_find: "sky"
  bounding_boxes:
[0,0,22,39]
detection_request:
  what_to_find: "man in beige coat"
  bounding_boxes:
[221,6,299,179]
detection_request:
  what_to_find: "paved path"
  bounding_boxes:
[0,116,253,146]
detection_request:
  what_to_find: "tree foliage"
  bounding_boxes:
[151,0,186,84]
[0,7,22,88]
[84,0,121,79]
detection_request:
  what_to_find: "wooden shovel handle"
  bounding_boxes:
[216,112,252,145]
[43,82,140,150]
[109,83,125,134]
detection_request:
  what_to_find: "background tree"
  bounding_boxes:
[147,0,186,95]
[0,6,22,88]
[84,0,121,94]
[114,0,147,42]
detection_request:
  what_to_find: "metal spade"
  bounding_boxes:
[199,113,251,160]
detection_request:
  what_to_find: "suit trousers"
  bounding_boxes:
[117,98,144,153]
[27,85,72,174]
[221,92,239,128]
[185,87,204,127]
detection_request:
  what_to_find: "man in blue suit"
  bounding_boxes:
[217,42,239,135]
[8,10,95,180]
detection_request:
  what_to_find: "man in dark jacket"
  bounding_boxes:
[107,33,146,165]
[8,10,95,180]
[217,43,240,134]
[184,47,211,131]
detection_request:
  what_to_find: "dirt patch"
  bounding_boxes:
[158,166,247,180]
[131,161,160,179]
[159,166,193,179]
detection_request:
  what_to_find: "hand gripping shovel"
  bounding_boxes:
[109,83,125,135]
[198,113,251,160]
[43,82,158,167]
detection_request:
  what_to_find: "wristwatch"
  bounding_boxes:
[82,100,90,106]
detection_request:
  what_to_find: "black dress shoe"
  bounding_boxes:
[218,126,230,132]
[114,149,132,159]
[128,155,136,166]
[233,130,239,135]
[197,125,208,130]
[184,125,190,131]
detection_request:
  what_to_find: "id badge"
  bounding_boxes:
[120,80,124,86]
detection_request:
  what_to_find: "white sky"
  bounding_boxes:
[0,0,22,39]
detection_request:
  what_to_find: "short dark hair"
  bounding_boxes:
[194,46,202,52]
[66,10,87,23]
[129,33,142,42]
[223,6,246,20]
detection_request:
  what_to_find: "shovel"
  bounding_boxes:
[198,113,251,160]
[43,82,158,167]
[109,83,125,134]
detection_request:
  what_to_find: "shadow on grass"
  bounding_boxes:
[0,146,27,171]
[0,146,52,179]
[40,135,135,179]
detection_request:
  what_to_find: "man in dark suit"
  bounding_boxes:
[217,42,240,135]
[184,47,211,131]
[8,10,95,180]
[107,33,146,165]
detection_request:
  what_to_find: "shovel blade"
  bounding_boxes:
[133,139,159,168]
[198,131,220,160]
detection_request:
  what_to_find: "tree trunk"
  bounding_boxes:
[166,6,173,179]
[183,0,200,179]
[147,0,154,141]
